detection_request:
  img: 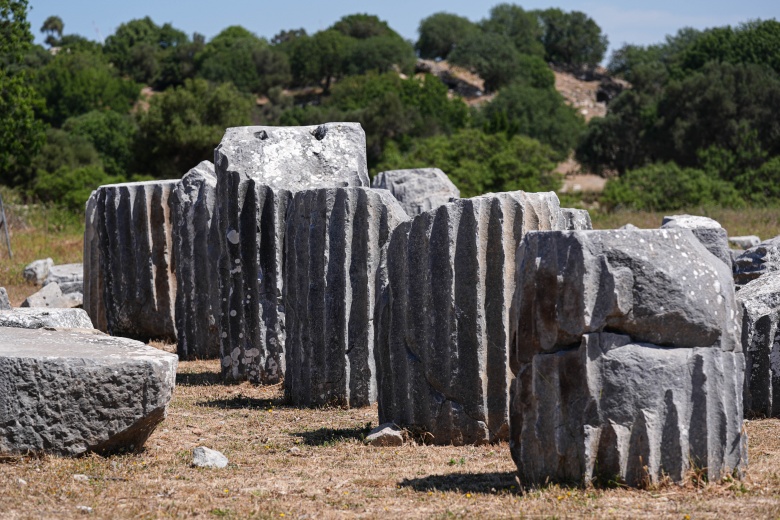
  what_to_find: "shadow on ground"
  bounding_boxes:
[197,394,286,410]
[399,471,520,495]
[175,371,229,387]
[292,425,372,446]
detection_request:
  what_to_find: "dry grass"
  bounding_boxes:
[0,353,779,519]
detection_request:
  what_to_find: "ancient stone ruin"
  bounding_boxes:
[661,214,732,267]
[509,229,746,485]
[0,327,177,456]
[284,187,407,407]
[215,123,369,383]
[86,180,178,342]
[375,191,567,445]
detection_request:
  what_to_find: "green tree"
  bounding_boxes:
[40,14,63,47]
[536,8,608,69]
[197,25,290,94]
[376,128,560,196]
[679,20,780,75]
[289,30,352,91]
[0,0,45,185]
[331,13,393,39]
[480,3,544,57]
[480,78,585,159]
[63,110,137,177]
[103,17,162,83]
[343,34,416,76]
[416,12,479,60]
[134,78,253,178]
[449,32,523,92]
[33,51,141,126]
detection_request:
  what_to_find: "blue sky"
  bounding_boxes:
[27,0,779,61]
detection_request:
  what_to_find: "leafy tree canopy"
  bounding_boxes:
[331,13,394,39]
[449,32,523,92]
[479,3,544,58]
[415,12,479,60]
[535,8,608,69]
[63,110,137,177]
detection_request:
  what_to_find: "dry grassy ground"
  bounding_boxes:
[1,354,780,519]
[2,200,780,518]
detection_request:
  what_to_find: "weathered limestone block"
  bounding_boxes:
[511,229,741,366]
[661,214,732,267]
[44,263,83,294]
[22,258,52,285]
[0,287,9,310]
[560,207,592,230]
[92,180,178,342]
[216,124,369,383]
[171,161,220,359]
[375,191,565,445]
[0,327,177,456]
[510,332,747,486]
[0,308,94,329]
[284,188,408,407]
[371,168,459,216]
[83,191,106,330]
[738,271,780,417]
[734,235,780,287]
[730,235,761,250]
[21,282,82,309]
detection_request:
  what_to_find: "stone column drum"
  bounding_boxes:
[170,161,220,359]
[90,180,178,342]
[375,191,565,445]
[284,187,408,407]
[215,123,370,383]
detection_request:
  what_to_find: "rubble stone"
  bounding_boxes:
[734,235,780,287]
[0,287,9,310]
[21,282,82,309]
[0,327,177,456]
[560,207,592,230]
[23,258,52,285]
[371,168,459,216]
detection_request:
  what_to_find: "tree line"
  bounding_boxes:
[0,0,778,212]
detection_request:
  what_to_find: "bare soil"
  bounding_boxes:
[1,352,779,519]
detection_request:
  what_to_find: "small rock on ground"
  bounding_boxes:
[364,423,404,447]
[192,446,228,468]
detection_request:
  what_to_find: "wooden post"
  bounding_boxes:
[0,192,12,258]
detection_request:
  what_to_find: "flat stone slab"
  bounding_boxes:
[0,309,94,329]
[0,327,177,456]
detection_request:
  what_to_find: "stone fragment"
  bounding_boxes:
[215,123,369,191]
[284,188,408,407]
[44,263,83,294]
[0,308,94,329]
[23,258,52,285]
[661,214,732,267]
[620,223,639,230]
[730,235,761,250]
[738,271,780,417]
[171,161,220,359]
[734,235,780,287]
[371,168,459,216]
[83,191,106,330]
[0,287,9,310]
[560,207,592,230]
[511,229,740,366]
[365,423,404,447]
[216,124,370,383]
[510,332,747,486]
[0,327,177,456]
[91,180,178,342]
[375,191,565,445]
[192,446,228,468]
[21,282,82,309]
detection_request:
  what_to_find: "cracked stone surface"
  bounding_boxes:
[22,258,52,285]
[661,214,732,267]
[734,235,780,287]
[738,271,780,417]
[89,180,178,342]
[283,187,408,407]
[0,309,94,329]
[83,191,106,330]
[510,332,747,486]
[375,191,565,445]
[371,168,458,217]
[171,161,220,360]
[511,229,741,367]
[44,263,83,295]
[216,124,370,384]
[0,327,177,456]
